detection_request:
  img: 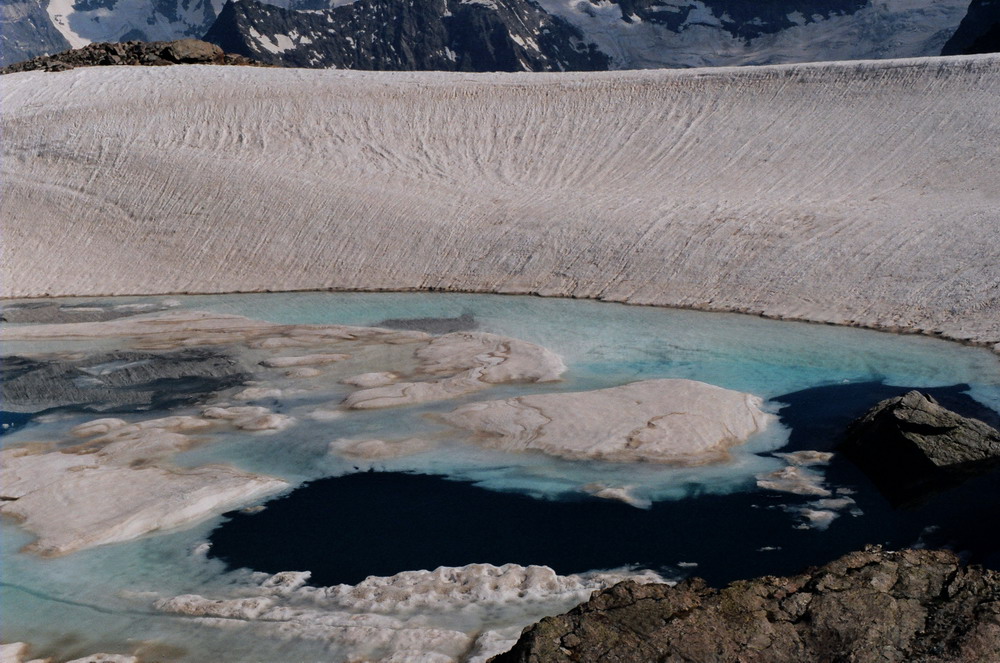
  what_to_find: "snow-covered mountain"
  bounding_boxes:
[536,0,973,68]
[2,0,999,69]
[1,0,70,66]
[203,0,608,70]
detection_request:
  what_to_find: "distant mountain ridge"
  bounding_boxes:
[203,0,609,71]
[3,0,1000,69]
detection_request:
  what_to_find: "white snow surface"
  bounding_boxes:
[45,0,89,49]
[3,57,1000,352]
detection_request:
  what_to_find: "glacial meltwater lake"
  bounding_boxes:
[2,292,1000,662]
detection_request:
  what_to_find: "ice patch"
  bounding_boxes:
[155,562,668,661]
[756,450,834,496]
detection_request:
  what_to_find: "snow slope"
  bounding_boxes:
[2,56,1000,351]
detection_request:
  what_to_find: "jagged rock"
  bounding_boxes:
[943,0,1000,55]
[492,547,1000,663]
[0,0,71,68]
[202,0,610,71]
[1,39,265,74]
[840,390,1000,504]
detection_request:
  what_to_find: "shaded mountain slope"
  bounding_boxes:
[203,0,609,71]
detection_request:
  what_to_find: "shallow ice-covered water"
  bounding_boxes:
[2,292,999,662]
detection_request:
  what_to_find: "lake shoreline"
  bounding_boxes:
[5,287,998,356]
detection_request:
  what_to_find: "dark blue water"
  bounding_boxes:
[209,382,1000,587]
[0,411,35,437]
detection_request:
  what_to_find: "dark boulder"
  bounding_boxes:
[943,0,1000,56]
[840,390,1000,505]
[493,546,1000,663]
[160,38,224,64]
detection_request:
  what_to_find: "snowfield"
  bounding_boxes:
[2,56,999,351]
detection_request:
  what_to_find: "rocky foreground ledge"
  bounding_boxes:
[1,39,265,74]
[493,547,1000,663]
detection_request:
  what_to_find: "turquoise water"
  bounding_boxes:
[2,292,999,662]
[164,292,1000,405]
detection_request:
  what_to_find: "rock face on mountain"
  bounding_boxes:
[535,0,974,68]
[203,0,609,71]
[1,38,263,73]
[4,0,997,68]
[200,0,982,70]
[0,0,71,67]
[840,390,1000,504]
[943,0,1000,55]
[493,547,1000,663]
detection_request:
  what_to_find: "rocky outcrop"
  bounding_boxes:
[943,0,1000,55]
[841,390,1000,504]
[493,546,1000,663]
[1,38,264,73]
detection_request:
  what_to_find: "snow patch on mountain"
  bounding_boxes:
[45,0,86,48]
[38,0,316,52]
[534,0,972,68]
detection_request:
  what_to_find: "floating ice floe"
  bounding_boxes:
[436,378,771,464]
[0,410,293,556]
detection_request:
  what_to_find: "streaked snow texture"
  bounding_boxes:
[3,57,999,353]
